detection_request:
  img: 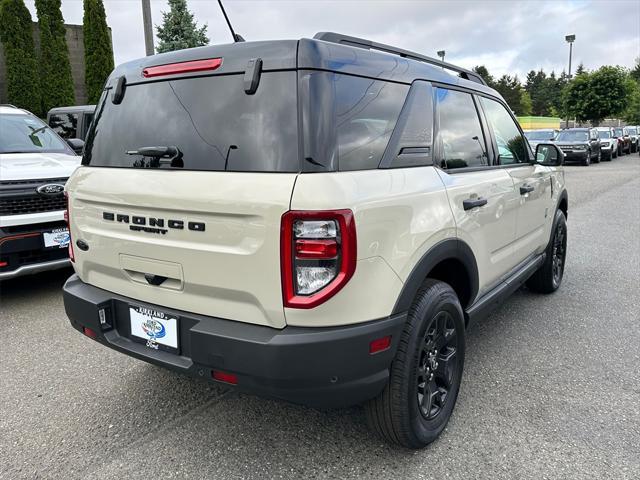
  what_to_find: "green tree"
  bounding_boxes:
[472,65,496,89]
[83,0,114,103]
[574,62,587,76]
[631,58,640,83]
[520,90,532,116]
[623,79,640,124]
[156,0,208,54]
[563,66,633,125]
[494,75,527,114]
[35,0,75,113]
[0,0,41,114]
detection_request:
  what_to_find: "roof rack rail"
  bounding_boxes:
[313,32,487,86]
[0,104,18,108]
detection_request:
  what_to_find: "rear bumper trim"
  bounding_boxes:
[63,274,406,408]
[0,258,69,279]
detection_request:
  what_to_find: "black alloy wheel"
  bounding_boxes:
[416,311,459,420]
[551,219,567,288]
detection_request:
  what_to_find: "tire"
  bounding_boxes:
[594,150,601,163]
[526,209,567,294]
[582,151,590,166]
[612,149,617,159]
[365,279,465,449]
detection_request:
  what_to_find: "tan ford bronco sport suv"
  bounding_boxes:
[63,33,568,448]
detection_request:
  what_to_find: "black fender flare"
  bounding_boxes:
[557,188,568,219]
[391,238,479,314]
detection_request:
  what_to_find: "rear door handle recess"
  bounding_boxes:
[144,273,168,286]
[463,197,488,210]
[520,184,535,195]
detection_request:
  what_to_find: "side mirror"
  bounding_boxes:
[66,138,84,155]
[535,143,564,166]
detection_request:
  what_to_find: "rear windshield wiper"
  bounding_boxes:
[126,145,184,168]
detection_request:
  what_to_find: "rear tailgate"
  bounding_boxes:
[67,44,301,329]
[68,169,295,328]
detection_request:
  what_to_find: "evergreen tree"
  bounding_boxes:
[83,0,114,103]
[35,0,75,112]
[574,62,587,76]
[156,0,208,54]
[472,65,496,89]
[0,0,41,114]
[494,75,527,115]
[631,58,640,83]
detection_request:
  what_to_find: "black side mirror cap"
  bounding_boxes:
[535,143,564,166]
[66,138,85,155]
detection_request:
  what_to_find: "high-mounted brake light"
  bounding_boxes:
[281,210,356,309]
[64,192,74,262]
[142,58,222,78]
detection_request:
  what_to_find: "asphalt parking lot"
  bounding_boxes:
[1,155,639,480]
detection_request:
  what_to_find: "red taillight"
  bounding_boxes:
[212,370,238,385]
[0,261,7,267]
[369,336,392,354]
[83,326,97,339]
[142,58,222,78]
[281,210,356,309]
[295,239,338,259]
[64,192,74,262]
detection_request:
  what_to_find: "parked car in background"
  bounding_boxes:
[595,127,617,160]
[47,105,96,145]
[613,127,630,155]
[555,128,601,165]
[524,129,557,151]
[0,105,81,279]
[626,126,638,153]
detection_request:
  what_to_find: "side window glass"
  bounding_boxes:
[480,97,530,165]
[49,113,78,139]
[82,113,95,137]
[436,88,488,169]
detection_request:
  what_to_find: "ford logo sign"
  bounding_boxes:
[36,184,65,196]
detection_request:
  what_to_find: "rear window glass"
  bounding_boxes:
[49,113,78,139]
[83,72,299,172]
[302,71,409,171]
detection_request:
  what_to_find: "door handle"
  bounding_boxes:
[463,197,488,210]
[520,184,535,195]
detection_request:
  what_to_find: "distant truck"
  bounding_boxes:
[47,105,96,142]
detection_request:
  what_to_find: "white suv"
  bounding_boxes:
[62,33,568,448]
[0,105,80,279]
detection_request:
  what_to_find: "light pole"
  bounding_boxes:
[141,0,154,56]
[437,50,445,63]
[565,34,575,128]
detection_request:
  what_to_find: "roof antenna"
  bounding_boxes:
[217,0,245,42]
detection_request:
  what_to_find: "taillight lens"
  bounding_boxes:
[281,210,356,309]
[64,192,74,262]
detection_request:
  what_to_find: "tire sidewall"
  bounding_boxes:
[550,209,567,290]
[404,286,466,444]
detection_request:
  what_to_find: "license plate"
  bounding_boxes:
[43,228,70,249]
[130,306,179,353]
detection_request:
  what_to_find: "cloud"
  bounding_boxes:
[23,0,640,79]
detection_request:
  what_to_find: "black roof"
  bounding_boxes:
[107,33,501,99]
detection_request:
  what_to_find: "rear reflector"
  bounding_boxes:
[142,58,222,78]
[0,261,7,267]
[212,370,238,385]
[83,327,98,339]
[369,336,392,354]
[64,193,74,262]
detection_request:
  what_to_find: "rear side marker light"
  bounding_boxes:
[212,370,238,385]
[142,58,222,78]
[281,210,356,309]
[83,327,98,339]
[369,336,392,354]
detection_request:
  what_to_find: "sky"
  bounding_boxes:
[24,0,640,80]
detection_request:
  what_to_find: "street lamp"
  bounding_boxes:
[565,34,575,128]
[437,50,445,63]
[565,34,576,78]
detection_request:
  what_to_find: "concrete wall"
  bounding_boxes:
[0,22,110,107]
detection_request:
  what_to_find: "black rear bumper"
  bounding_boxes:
[63,274,406,408]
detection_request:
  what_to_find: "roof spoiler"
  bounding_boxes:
[313,32,487,86]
